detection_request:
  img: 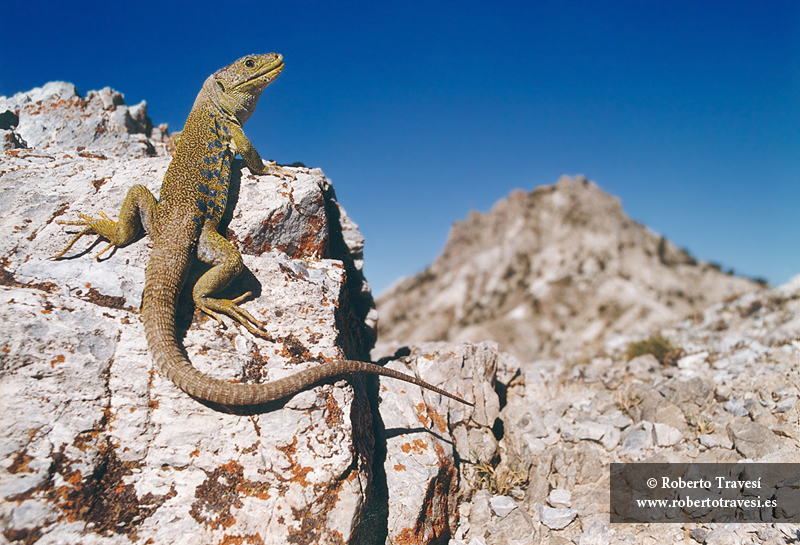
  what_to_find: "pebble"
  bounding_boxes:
[539,506,578,530]
[489,495,517,518]
[548,488,572,508]
[723,399,749,417]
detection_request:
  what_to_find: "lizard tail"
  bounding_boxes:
[142,246,472,406]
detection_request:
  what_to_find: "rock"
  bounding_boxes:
[744,398,777,427]
[571,420,620,451]
[488,495,517,518]
[724,399,749,417]
[627,354,660,380]
[727,420,785,459]
[548,488,572,508]
[620,421,655,457]
[704,527,741,545]
[467,490,492,538]
[381,343,498,544]
[577,520,608,545]
[0,81,167,158]
[597,409,633,429]
[652,423,683,447]
[626,385,689,432]
[483,506,537,544]
[698,434,718,449]
[658,377,716,415]
[539,506,577,530]
[775,395,797,413]
[676,351,708,369]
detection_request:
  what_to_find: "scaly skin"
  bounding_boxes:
[55,54,472,407]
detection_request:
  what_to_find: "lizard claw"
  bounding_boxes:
[197,292,269,337]
[93,242,115,259]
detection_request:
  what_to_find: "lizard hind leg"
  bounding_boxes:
[53,184,158,259]
[193,227,266,336]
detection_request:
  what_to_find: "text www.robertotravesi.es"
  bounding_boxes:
[635,497,777,509]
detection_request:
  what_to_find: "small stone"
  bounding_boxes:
[652,422,682,446]
[575,421,606,442]
[775,396,797,413]
[727,419,785,459]
[577,520,608,545]
[653,403,688,431]
[489,495,517,518]
[677,351,708,369]
[626,354,660,380]
[621,422,654,455]
[715,384,733,402]
[724,399,749,417]
[690,528,708,542]
[772,386,797,400]
[539,506,578,530]
[698,434,718,449]
[548,488,571,508]
[704,527,740,545]
[598,409,633,429]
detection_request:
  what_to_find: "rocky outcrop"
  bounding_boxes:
[0,83,501,544]
[0,82,169,157]
[449,277,800,545]
[377,175,763,362]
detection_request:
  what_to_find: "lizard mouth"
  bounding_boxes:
[250,54,284,83]
[250,61,283,88]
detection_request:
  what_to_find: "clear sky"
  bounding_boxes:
[3,1,798,295]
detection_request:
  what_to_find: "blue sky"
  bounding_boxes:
[3,1,798,294]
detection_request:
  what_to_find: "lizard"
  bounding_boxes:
[54,53,472,407]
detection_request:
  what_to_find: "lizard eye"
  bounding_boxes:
[245,59,255,68]
[216,81,225,91]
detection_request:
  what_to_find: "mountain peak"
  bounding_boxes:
[377,177,762,361]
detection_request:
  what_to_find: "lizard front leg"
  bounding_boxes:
[54,184,158,259]
[230,124,295,180]
[193,225,265,335]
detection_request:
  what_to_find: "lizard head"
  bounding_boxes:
[207,53,284,124]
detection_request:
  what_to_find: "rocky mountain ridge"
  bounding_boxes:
[377,175,763,362]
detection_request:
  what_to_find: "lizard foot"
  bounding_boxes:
[54,212,118,259]
[197,291,268,337]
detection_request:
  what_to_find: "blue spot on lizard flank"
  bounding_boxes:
[197,200,208,213]
[214,140,222,148]
[222,125,229,135]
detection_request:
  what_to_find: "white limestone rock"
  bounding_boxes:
[380,342,500,544]
[0,81,166,158]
